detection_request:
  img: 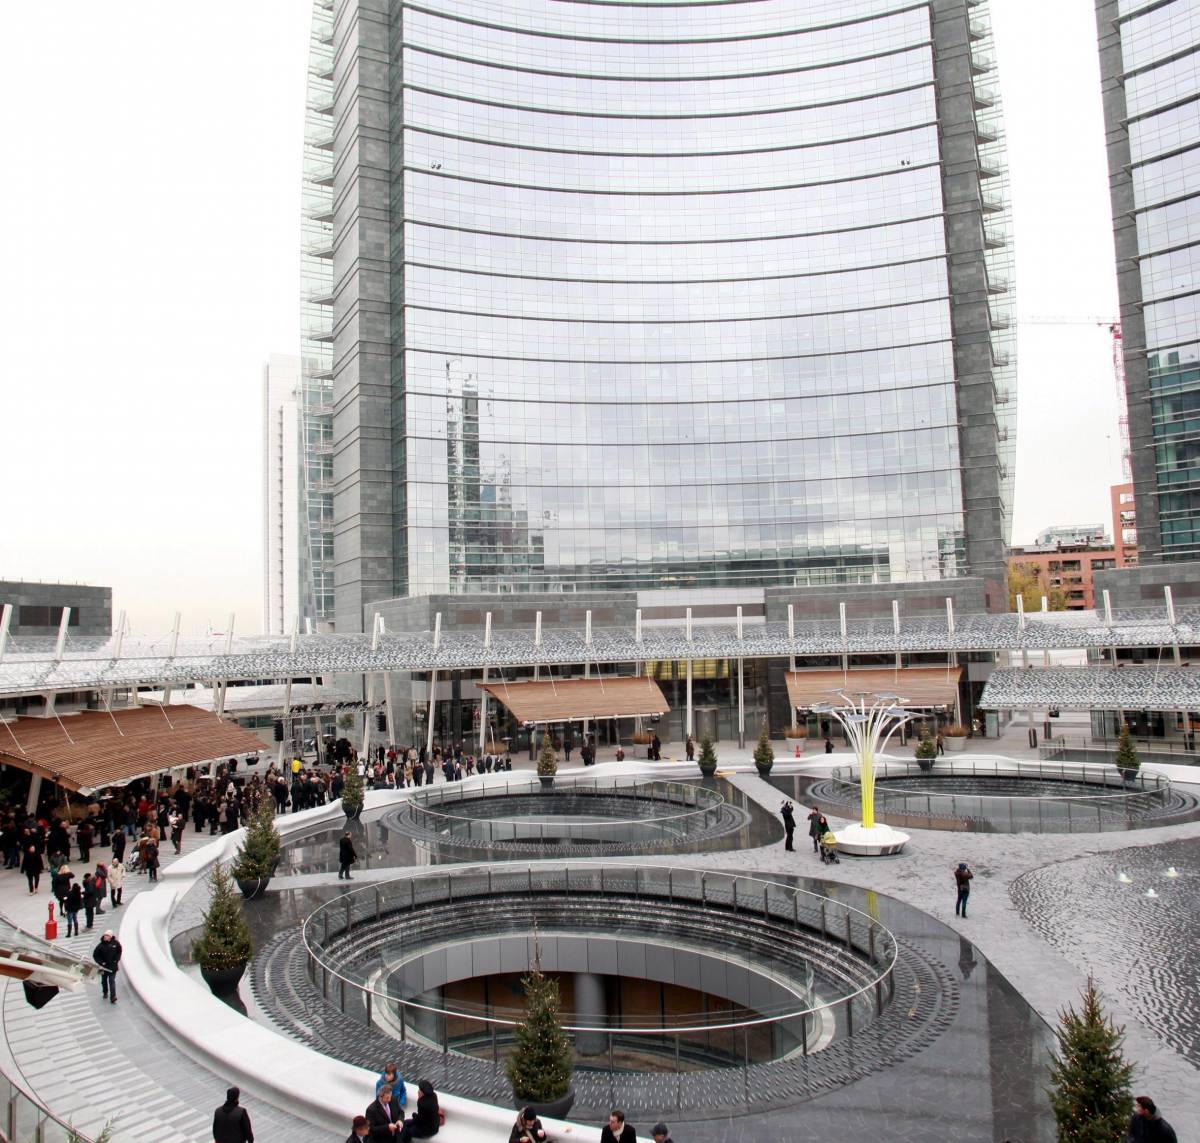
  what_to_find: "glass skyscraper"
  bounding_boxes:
[320,0,1015,630]
[1099,0,1200,563]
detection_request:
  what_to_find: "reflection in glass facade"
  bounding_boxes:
[1102,0,1200,560]
[325,0,1014,622]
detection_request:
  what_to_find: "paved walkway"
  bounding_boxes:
[2,741,1198,1140]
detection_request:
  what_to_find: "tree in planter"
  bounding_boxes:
[914,727,938,768]
[753,723,774,776]
[192,863,253,973]
[340,764,365,818]
[697,734,718,776]
[537,729,558,777]
[506,955,573,1106]
[1114,725,1140,780]
[1046,977,1135,1143]
[232,802,281,887]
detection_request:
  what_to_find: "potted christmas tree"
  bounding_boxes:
[1046,977,1134,1143]
[697,734,718,778]
[506,957,574,1118]
[192,862,254,994]
[915,727,938,772]
[1114,724,1141,784]
[231,802,281,900]
[340,763,365,820]
[537,729,557,789]
[753,723,774,778]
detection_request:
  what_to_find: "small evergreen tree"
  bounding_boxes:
[537,729,558,777]
[506,958,573,1103]
[753,723,774,775]
[340,764,365,816]
[915,727,938,761]
[232,801,281,880]
[192,863,253,971]
[1114,725,1140,775]
[1046,977,1135,1143]
[697,734,718,776]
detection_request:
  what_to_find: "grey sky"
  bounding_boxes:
[1,1,1123,633]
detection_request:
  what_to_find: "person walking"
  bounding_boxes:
[108,857,125,908]
[339,831,358,880]
[780,801,796,851]
[824,736,835,754]
[651,1124,674,1143]
[51,863,75,914]
[93,931,122,1003]
[81,873,98,929]
[936,731,945,756]
[20,844,43,895]
[64,882,82,938]
[77,821,94,863]
[806,806,823,854]
[111,826,126,863]
[345,1115,370,1142]
[954,862,973,918]
[1128,1095,1178,1143]
[144,837,160,883]
[685,736,695,762]
[212,1086,254,1143]
[650,733,662,761]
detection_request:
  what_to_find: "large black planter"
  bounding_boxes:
[236,876,271,900]
[513,1089,575,1120]
[200,963,246,995]
[698,765,718,779]
[538,775,555,790]
[343,805,363,822]
[754,763,773,779]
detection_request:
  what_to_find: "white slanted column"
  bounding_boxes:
[361,613,382,759]
[478,666,489,753]
[0,603,12,660]
[1166,585,1182,666]
[685,657,693,739]
[737,657,745,749]
[161,611,181,706]
[582,611,593,746]
[426,670,438,756]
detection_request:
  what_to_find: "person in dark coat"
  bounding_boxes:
[366,1084,404,1139]
[399,1079,439,1141]
[600,1110,637,1143]
[954,862,973,918]
[111,828,126,862]
[212,1086,254,1143]
[20,845,43,894]
[82,873,98,930]
[510,1107,547,1143]
[339,831,358,880]
[806,806,823,854]
[93,931,122,1003]
[64,882,83,937]
[345,1115,370,1141]
[1128,1095,1178,1143]
[780,801,796,851]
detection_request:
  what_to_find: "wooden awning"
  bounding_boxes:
[0,704,264,794]
[479,676,670,724]
[785,667,962,711]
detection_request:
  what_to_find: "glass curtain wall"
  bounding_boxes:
[385,0,984,596]
[300,0,337,623]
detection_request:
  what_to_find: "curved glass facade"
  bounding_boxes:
[326,0,1010,611]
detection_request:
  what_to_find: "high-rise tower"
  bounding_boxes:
[319,0,1015,630]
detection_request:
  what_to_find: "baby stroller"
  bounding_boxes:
[819,832,840,865]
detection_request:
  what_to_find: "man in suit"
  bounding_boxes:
[365,1084,404,1139]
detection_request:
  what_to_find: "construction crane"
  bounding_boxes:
[1019,314,1130,481]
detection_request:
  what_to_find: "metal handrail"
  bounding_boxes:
[405,776,723,834]
[1044,734,1200,758]
[301,863,897,1041]
[828,758,1171,804]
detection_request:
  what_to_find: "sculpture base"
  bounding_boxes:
[833,823,909,856]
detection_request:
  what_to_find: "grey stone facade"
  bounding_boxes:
[0,581,112,638]
[1093,563,1200,608]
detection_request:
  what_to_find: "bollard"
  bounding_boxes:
[45,902,58,941]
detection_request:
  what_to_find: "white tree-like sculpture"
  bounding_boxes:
[811,690,918,855]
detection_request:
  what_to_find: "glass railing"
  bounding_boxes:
[0,1070,101,1142]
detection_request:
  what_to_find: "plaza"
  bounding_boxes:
[1,593,1200,1141]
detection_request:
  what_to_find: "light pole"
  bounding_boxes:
[811,690,916,855]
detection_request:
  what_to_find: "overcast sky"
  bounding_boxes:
[1,1,1123,634]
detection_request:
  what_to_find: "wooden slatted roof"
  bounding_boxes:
[479,676,670,724]
[785,666,962,711]
[0,705,264,793]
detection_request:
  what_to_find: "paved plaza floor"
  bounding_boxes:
[2,738,1198,1142]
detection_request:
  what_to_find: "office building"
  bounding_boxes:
[1098,0,1200,563]
[312,0,1015,632]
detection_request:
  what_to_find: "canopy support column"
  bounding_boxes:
[685,658,693,738]
[426,670,438,757]
[737,657,745,749]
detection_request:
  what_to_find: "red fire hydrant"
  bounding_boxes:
[45,901,58,941]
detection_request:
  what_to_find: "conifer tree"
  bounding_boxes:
[506,958,573,1103]
[232,801,282,880]
[753,722,774,775]
[192,863,253,971]
[340,764,365,817]
[537,729,558,777]
[697,734,718,775]
[1114,725,1140,775]
[915,726,938,761]
[1046,977,1135,1143]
